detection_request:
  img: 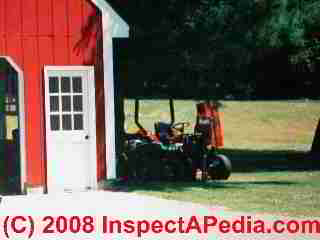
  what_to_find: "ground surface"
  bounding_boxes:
[0,191,319,240]
[117,171,320,217]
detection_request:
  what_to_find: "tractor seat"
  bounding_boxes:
[154,122,172,144]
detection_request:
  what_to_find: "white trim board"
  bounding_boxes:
[90,0,129,38]
[0,56,26,193]
[91,0,129,179]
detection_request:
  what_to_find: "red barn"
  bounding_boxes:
[0,0,129,193]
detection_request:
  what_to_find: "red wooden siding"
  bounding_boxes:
[0,0,106,187]
[6,0,22,36]
[0,38,5,54]
[23,1,38,36]
[0,1,5,36]
[38,1,53,36]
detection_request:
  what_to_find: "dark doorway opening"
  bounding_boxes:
[0,58,21,195]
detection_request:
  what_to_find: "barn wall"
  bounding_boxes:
[0,0,106,187]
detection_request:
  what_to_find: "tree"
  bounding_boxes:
[311,119,320,154]
[108,0,320,98]
[255,0,320,70]
[181,0,257,98]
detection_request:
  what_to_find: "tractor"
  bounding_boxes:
[120,99,231,181]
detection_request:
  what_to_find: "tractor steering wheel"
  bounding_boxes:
[171,122,191,134]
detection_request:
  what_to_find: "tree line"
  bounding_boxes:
[109,0,320,99]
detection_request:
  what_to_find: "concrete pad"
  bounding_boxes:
[0,191,318,239]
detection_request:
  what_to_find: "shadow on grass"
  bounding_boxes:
[219,148,320,173]
[106,179,299,193]
[105,148,318,192]
[224,181,297,185]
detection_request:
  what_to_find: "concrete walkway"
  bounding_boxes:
[0,191,318,239]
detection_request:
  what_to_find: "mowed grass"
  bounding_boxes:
[121,171,320,217]
[125,100,320,151]
[121,100,320,217]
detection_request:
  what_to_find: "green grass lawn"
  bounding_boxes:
[125,100,320,151]
[121,100,320,217]
[112,171,320,217]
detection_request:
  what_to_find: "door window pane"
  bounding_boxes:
[48,72,87,132]
[49,77,59,93]
[62,114,72,130]
[50,96,59,112]
[62,96,71,112]
[74,114,83,130]
[73,95,83,111]
[61,77,71,93]
[50,115,60,131]
[72,77,82,93]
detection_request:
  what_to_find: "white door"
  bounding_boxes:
[44,66,96,193]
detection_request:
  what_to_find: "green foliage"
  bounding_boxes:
[110,0,320,98]
[255,0,320,70]
[303,0,320,28]
[181,0,320,87]
[290,39,320,71]
[256,0,306,48]
[184,0,317,58]
[178,0,258,97]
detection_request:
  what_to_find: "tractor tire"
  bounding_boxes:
[127,143,163,181]
[208,154,232,180]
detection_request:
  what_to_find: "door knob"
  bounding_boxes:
[85,135,89,140]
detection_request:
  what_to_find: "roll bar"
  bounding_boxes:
[134,98,175,131]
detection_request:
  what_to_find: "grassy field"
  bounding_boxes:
[115,171,320,217]
[125,100,320,151]
[121,100,320,217]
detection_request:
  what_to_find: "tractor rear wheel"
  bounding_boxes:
[208,154,232,180]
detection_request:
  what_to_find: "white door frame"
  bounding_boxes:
[92,0,129,179]
[44,66,97,191]
[0,56,26,193]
